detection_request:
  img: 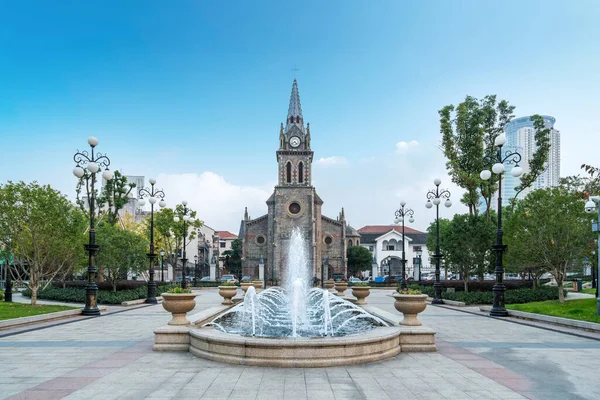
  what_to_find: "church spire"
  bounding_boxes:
[285,79,305,134]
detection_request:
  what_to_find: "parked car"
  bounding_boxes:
[348,277,362,283]
[220,274,238,284]
[332,273,346,282]
[241,275,252,282]
[200,276,211,282]
[373,275,388,283]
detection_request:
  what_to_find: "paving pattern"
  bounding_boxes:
[1,289,599,399]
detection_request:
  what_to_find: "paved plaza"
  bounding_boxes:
[1,290,600,400]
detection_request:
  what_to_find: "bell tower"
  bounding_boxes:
[277,79,313,186]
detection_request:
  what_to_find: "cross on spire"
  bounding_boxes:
[291,64,300,77]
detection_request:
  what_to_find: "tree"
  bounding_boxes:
[426,214,495,291]
[223,239,242,277]
[0,181,87,305]
[439,95,514,216]
[95,223,148,292]
[151,206,202,280]
[504,187,589,302]
[426,218,451,281]
[75,170,135,226]
[347,246,373,277]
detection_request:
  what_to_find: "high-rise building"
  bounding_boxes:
[482,115,560,212]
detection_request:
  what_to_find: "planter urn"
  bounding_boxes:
[252,281,263,290]
[240,282,253,294]
[161,293,197,326]
[352,286,371,305]
[393,294,428,326]
[334,282,348,297]
[218,286,238,305]
[325,280,335,290]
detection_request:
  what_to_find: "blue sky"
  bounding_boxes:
[1,1,599,232]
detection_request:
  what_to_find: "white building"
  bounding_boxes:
[357,225,430,280]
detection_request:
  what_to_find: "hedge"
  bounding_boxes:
[22,284,173,305]
[407,284,563,305]
[53,280,149,291]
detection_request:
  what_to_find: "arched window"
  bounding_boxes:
[348,240,353,248]
[296,116,300,123]
[388,239,397,251]
[382,240,388,251]
[286,162,292,183]
[298,162,304,183]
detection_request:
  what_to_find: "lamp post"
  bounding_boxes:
[138,179,166,304]
[425,178,452,304]
[194,254,199,286]
[174,201,194,289]
[3,253,12,302]
[480,133,523,317]
[73,136,114,316]
[394,201,415,290]
[584,196,600,315]
[159,250,165,282]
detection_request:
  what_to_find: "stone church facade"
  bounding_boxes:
[239,79,360,283]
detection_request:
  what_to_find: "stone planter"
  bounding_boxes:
[393,294,428,326]
[240,282,253,294]
[351,286,371,305]
[218,286,238,305]
[161,293,197,326]
[325,280,335,290]
[252,281,263,290]
[334,282,348,297]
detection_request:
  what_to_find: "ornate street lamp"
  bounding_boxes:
[73,136,114,316]
[480,133,523,317]
[584,196,600,315]
[425,178,452,304]
[394,201,415,290]
[138,179,166,304]
[159,249,165,282]
[3,253,12,302]
[174,201,194,289]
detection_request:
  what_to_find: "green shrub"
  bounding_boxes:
[442,287,563,305]
[22,284,172,304]
[0,290,4,301]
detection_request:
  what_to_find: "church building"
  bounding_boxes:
[239,79,360,282]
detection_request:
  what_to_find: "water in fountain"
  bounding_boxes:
[209,228,387,337]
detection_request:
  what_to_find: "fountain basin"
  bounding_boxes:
[189,326,403,367]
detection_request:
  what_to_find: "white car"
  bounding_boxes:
[348,277,362,283]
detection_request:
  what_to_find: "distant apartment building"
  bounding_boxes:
[483,115,560,211]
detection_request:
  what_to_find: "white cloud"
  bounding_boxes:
[395,140,419,153]
[316,156,348,166]
[156,171,271,233]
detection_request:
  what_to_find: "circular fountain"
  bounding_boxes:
[186,228,405,367]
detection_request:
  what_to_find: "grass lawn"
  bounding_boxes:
[0,302,78,321]
[582,288,596,295]
[507,298,600,324]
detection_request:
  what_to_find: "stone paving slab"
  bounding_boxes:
[1,289,599,399]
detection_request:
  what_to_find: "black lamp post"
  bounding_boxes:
[3,253,12,302]
[159,250,165,282]
[138,179,166,304]
[174,201,194,289]
[480,133,523,317]
[394,201,415,290]
[584,196,600,314]
[73,136,114,316]
[194,254,199,286]
[425,178,452,305]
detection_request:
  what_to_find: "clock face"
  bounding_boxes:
[289,136,301,148]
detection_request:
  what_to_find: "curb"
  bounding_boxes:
[121,296,163,306]
[0,306,108,330]
[479,306,600,333]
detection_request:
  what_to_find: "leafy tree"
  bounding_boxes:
[0,181,87,305]
[75,170,135,226]
[223,239,242,277]
[95,223,148,292]
[439,95,514,216]
[504,187,589,302]
[151,206,202,280]
[426,214,495,291]
[347,246,373,277]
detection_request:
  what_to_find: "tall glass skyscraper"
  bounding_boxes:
[481,115,560,212]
